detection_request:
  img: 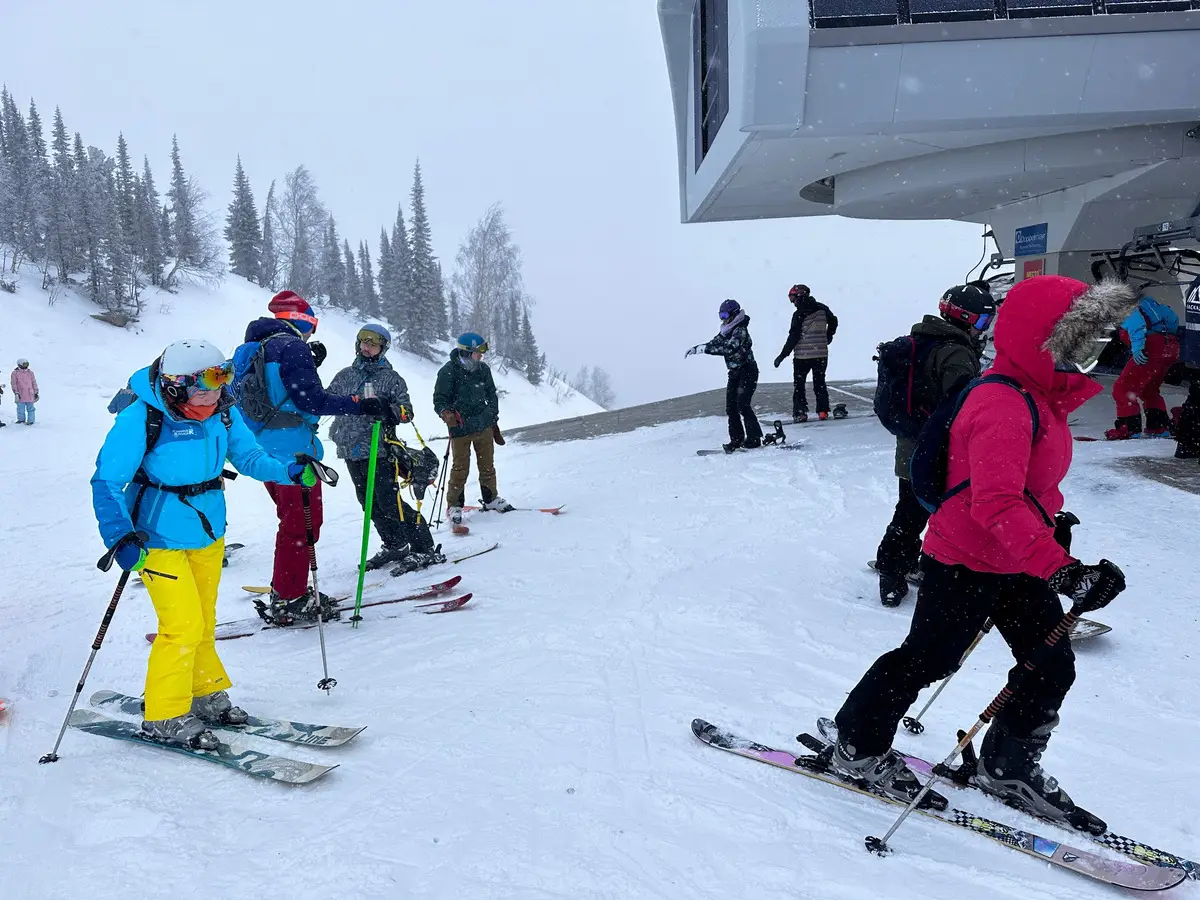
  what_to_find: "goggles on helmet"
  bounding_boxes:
[357,329,385,347]
[162,361,234,394]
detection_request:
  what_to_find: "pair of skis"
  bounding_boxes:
[693,719,1194,890]
[69,690,363,784]
[148,574,473,643]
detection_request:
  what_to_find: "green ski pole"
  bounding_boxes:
[352,390,382,626]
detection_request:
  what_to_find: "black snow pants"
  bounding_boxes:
[346,457,436,553]
[793,357,830,416]
[835,555,1076,757]
[726,362,763,444]
[874,478,930,578]
[1175,377,1200,458]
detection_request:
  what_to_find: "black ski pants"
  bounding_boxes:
[793,357,830,415]
[1175,377,1200,457]
[875,478,930,578]
[346,457,435,554]
[726,362,763,444]
[835,555,1076,757]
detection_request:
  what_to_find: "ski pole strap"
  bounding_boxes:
[308,458,339,487]
[97,530,151,572]
[409,420,428,448]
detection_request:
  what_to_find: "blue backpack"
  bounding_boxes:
[909,373,1047,521]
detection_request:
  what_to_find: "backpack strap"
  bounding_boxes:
[940,374,1051,526]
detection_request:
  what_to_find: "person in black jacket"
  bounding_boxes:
[773,284,838,422]
[686,299,764,452]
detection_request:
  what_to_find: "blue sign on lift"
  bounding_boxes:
[1014,223,1048,257]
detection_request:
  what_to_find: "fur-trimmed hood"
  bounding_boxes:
[990,275,1137,410]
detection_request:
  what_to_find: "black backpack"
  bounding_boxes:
[873,334,943,439]
[909,373,1048,523]
[231,336,306,430]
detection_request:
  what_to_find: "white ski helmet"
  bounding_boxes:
[16,358,29,368]
[159,339,226,377]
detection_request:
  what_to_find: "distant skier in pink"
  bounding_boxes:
[10,358,39,425]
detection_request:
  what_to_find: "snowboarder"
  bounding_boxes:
[1174,276,1200,459]
[90,339,310,749]
[10,358,38,425]
[433,332,511,531]
[231,291,397,623]
[875,284,993,606]
[824,276,1134,824]
[1105,293,1180,439]
[328,324,446,573]
[686,299,764,452]
[773,285,838,422]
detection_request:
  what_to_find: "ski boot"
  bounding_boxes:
[365,543,411,571]
[449,506,468,535]
[482,496,515,513]
[827,738,947,810]
[390,544,445,576]
[743,436,762,449]
[141,713,219,750]
[191,690,249,726]
[261,588,340,626]
[722,438,744,454]
[878,570,909,608]
[1104,414,1142,441]
[793,413,808,424]
[832,403,849,420]
[1144,408,1172,437]
[818,410,830,421]
[974,720,1106,834]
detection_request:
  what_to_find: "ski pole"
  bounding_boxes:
[39,532,147,764]
[297,460,339,692]
[902,619,994,735]
[866,604,1086,854]
[430,434,451,528]
[351,385,383,628]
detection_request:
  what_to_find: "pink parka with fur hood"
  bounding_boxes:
[922,276,1137,581]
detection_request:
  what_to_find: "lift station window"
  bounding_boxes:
[693,0,729,170]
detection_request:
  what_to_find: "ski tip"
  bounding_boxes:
[241,585,273,595]
[89,689,121,704]
[145,632,158,643]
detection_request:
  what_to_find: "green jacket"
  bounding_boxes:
[433,350,499,438]
[894,316,982,478]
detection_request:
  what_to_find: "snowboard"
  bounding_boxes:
[89,691,366,748]
[67,709,337,785]
[808,718,1198,881]
[692,718,1187,891]
[696,442,805,457]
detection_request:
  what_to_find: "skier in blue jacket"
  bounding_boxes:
[1106,294,1180,439]
[91,339,311,750]
[231,291,396,623]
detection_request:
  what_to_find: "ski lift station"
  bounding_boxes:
[658,0,1200,298]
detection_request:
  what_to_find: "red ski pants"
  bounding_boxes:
[1112,333,1179,417]
[265,480,322,600]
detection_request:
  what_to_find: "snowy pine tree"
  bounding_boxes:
[1,92,35,269]
[359,240,379,318]
[46,107,76,279]
[408,161,447,345]
[343,239,362,311]
[25,100,52,266]
[447,287,461,337]
[72,135,104,297]
[451,203,523,341]
[225,156,262,282]
[319,216,346,307]
[259,179,278,290]
[114,133,137,248]
[167,135,197,264]
[162,135,222,287]
[520,309,543,384]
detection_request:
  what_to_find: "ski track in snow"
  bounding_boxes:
[3,278,1198,897]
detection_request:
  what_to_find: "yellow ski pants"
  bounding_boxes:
[143,539,232,720]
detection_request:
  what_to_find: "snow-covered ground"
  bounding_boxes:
[2,274,1198,899]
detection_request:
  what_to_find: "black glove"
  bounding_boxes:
[359,397,388,418]
[773,355,784,369]
[1053,510,1080,553]
[1048,559,1125,613]
[309,341,327,368]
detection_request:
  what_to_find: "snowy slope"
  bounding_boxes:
[2,275,1198,899]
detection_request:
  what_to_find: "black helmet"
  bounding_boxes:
[788,284,811,303]
[939,284,996,332]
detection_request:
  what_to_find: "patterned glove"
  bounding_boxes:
[1048,559,1125,613]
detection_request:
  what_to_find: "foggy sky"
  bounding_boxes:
[7,0,985,406]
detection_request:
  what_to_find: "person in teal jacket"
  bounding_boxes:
[91,339,310,750]
[1106,294,1181,439]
